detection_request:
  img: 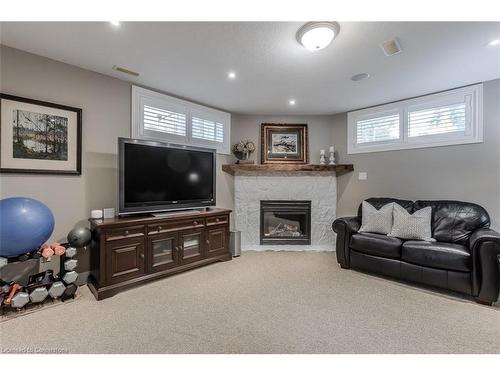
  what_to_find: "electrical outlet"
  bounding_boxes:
[358,172,367,180]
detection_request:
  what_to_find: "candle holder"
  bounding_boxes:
[328,146,336,165]
[319,149,326,165]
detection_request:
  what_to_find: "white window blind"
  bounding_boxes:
[347,84,482,154]
[143,105,186,136]
[192,117,224,142]
[408,102,466,138]
[356,114,400,144]
[132,86,231,154]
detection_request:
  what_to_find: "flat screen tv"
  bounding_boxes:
[118,138,216,215]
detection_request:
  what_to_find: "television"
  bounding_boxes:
[118,138,216,215]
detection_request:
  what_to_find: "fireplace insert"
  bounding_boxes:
[260,200,311,245]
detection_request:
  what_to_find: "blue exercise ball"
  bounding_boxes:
[0,197,55,258]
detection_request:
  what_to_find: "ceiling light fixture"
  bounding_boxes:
[351,73,370,82]
[228,71,236,79]
[296,22,340,51]
[488,39,500,46]
[289,99,296,106]
[110,21,120,27]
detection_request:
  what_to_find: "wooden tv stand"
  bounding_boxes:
[88,208,232,300]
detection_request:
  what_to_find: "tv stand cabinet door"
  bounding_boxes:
[105,237,146,285]
[206,226,229,256]
[147,232,179,273]
[179,228,205,264]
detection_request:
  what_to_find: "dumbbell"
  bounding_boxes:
[48,281,66,299]
[64,259,78,271]
[65,247,77,258]
[3,283,21,305]
[29,286,49,303]
[61,284,78,301]
[11,292,30,309]
[62,271,78,284]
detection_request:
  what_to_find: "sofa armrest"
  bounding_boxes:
[332,216,361,268]
[470,228,500,304]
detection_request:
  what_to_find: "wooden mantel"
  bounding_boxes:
[222,163,354,176]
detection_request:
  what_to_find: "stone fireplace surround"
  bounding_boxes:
[234,171,337,251]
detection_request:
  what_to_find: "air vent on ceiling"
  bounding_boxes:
[112,65,140,77]
[380,38,402,56]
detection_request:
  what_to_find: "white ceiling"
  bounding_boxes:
[1,22,500,115]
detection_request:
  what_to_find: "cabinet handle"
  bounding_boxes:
[158,226,162,231]
[215,218,220,222]
[193,221,198,226]
[206,239,210,245]
[124,230,129,236]
[139,253,144,260]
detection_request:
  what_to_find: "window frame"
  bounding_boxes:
[347,84,483,154]
[132,86,231,154]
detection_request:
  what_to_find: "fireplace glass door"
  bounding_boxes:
[260,200,311,245]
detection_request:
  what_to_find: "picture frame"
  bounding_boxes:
[0,93,82,175]
[260,123,308,164]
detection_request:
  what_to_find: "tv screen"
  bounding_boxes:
[119,138,216,215]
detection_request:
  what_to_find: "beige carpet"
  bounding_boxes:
[1,251,499,354]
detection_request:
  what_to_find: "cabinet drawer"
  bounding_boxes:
[206,215,229,226]
[105,225,145,241]
[147,219,205,234]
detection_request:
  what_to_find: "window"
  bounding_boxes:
[347,84,483,154]
[132,86,231,154]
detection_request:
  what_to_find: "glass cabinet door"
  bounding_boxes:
[149,234,177,270]
[180,230,203,262]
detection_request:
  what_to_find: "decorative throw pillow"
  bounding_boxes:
[388,204,435,241]
[359,201,394,235]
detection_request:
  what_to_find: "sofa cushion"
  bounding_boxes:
[357,197,413,218]
[359,201,394,235]
[388,204,434,241]
[401,240,471,272]
[413,200,490,246]
[350,233,403,259]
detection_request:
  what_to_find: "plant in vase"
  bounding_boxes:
[232,140,256,164]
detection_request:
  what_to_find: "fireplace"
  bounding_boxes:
[260,200,312,245]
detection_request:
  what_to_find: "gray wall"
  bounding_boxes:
[2,43,498,255]
[0,45,234,242]
[231,114,335,164]
[331,78,500,230]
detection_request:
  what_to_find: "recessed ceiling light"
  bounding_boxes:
[227,71,236,79]
[289,99,296,106]
[351,73,370,82]
[296,22,340,51]
[488,39,500,46]
[110,21,120,27]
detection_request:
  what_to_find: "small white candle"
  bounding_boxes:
[320,149,325,155]
[329,146,335,153]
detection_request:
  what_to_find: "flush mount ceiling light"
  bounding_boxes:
[109,21,120,27]
[296,22,340,51]
[351,73,370,82]
[288,99,296,106]
[227,71,236,79]
[488,39,500,46]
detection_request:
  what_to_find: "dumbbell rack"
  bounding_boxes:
[0,245,79,318]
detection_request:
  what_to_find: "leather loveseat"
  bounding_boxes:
[332,198,500,305]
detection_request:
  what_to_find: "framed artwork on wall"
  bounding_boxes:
[0,93,82,175]
[260,123,308,164]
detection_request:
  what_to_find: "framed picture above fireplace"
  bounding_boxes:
[260,123,308,164]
